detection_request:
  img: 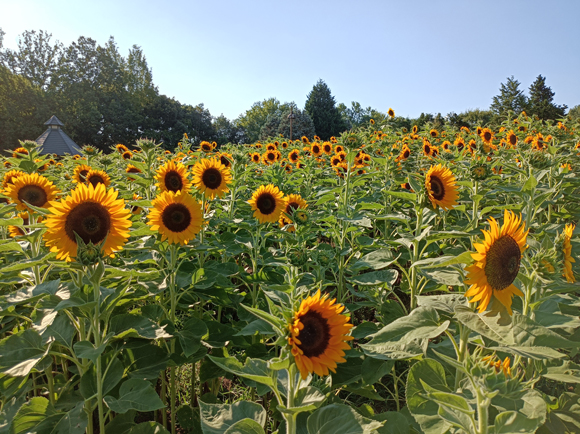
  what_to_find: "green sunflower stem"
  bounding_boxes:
[167,244,179,434]
[475,386,489,434]
[89,261,106,434]
[410,207,424,311]
[286,363,298,434]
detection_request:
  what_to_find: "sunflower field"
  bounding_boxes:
[0,112,579,434]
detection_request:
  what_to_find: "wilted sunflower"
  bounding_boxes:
[248,184,286,224]
[155,160,192,193]
[563,223,576,283]
[288,290,353,379]
[86,169,111,188]
[425,164,458,210]
[387,108,395,118]
[1,170,25,191]
[465,210,528,314]
[12,147,29,158]
[5,173,59,211]
[147,190,203,245]
[288,149,300,163]
[44,183,132,261]
[191,158,232,199]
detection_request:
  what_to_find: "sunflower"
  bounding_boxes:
[191,158,232,199]
[330,154,342,167]
[412,125,418,134]
[147,190,203,245]
[465,210,528,314]
[199,141,213,152]
[44,183,132,261]
[262,150,279,165]
[3,161,11,168]
[311,143,322,157]
[288,149,300,163]
[12,147,29,158]
[279,193,308,229]
[284,164,292,174]
[322,142,333,155]
[430,129,439,138]
[122,151,133,160]
[334,145,344,154]
[155,160,192,193]
[301,136,310,144]
[398,146,411,161]
[483,355,512,377]
[266,143,277,151]
[288,290,353,379]
[251,152,261,163]
[131,193,143,215]
[387,108,395,118]
[506,130,518,148]
[248,184,286,224]
[563,223,576,283]
[86,169,111,188]
[480,128,494,146]
[281,141,288,149]
[218,152,233,168]
[116,144,129,154]
[5,173,59,211]
[72,164,91,184]
[126,164,142,181]
[425,164,458,210]
[8,213,41,238]
[454,137,465,151]
[422,141,433,157]
[1,170,25,191]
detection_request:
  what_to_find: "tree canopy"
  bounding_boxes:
[304,80,347,140]
[527,75,567,120]
[490,76,528,120]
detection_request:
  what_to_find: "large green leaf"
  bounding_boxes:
[176,317,208,357]
[374,411,409,434]
[223,419,265,434]
[207,356,275,388]
[348,270,398,287]
[125,422,171,434]
[0,329,50,377]
[361,307,449,360]
[350,250,397,271]
[110,314,172,340]
[406,359,451,434]
[306,404,383,434]
[543,361,580,383]
[104,379,164,414]
[200,400,266,434]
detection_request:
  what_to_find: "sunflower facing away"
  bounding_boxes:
[44,183,132,261]
[425,164,458,210]
[563,223,576,283]
[248,184,286,224]
[5,173,59,211]
[147,190,203,245]
[155,160,192,193]
[288,290,353,379]
[191,158,232,199]
[465,210,528,314]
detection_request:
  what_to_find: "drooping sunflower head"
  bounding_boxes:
[155,160,192,193]
[86,169,111,188]
[1,170,25,191]
[73,164,92,184]
[191,158,232,199]
[288,290,353,380]
[12,147,30,158]
[116,144,129,154]
[147,190,203,245]
[425,164,458,210]
[247,184,286,224]
[5,173,60,211]
[465,210,528,314]
[43,183,132,261]
[562,223,576,283]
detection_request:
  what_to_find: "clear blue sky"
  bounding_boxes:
[2,0,579,120]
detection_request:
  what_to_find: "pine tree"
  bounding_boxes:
[304,80,346,140]
[527,75,567,120]
[490,76,528,119]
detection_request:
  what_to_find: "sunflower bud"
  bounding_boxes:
[294,210,309,224]
[470,164,491,181]
[20,140,39,152]
[75,232,107,266]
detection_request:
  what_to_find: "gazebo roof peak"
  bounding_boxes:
[44,115,64,127]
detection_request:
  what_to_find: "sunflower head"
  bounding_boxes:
[425,164,458,210]
[147,191,203,245]
[562,223,576,283]
[44,183,132,261]
[288,290,353,379]
[219,153,233,168]
[465,210,528,314]
[1,170,25,191]
[191,158,232,199]
[470,164,491,181]
[5,173,59,211]
[387,108,395,118]
[155,160,192,193]
[248,184,286,224]
[116,144,129,154]
[12,147,29,158]
[73,164,92,184]
[86,169,111,188]
[122,151,133,160]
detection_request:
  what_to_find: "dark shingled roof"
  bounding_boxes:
[35,116,82,156]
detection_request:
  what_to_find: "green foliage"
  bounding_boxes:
[235,98,291,143]
[259,106,316,142]
[490,76,528,120]
[527,75,567,121]
[304,80,347,140]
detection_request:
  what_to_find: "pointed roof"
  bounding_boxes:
[44,115,65,127]
[35,116,82,156]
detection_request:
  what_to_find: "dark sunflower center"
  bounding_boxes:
[128,167,140,173]
[296,310,330,358]
[165,171,184,192]
[202,168,222,189]
[313,146,320,153]
[18,185,48,207]
[268,153,276,161]
[161,203,192,233]
[484,132,492,141]
[256,193,276,215]
[65,202,111,244]
[324,145,331,152]
[290,154,298,162]
[286,202,300,214]
[88,175,105,187]
[484,235,521,290]
[429,176,445,200]
[509,135,517,146]
[425,145,431,154]
[220,156,230,167]
[79,170,89,181]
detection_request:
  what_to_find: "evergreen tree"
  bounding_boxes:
[527,75,567,120]
[490,76,528,119]
[304,80,346,140]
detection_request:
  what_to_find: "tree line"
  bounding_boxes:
[1,28,578,153]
